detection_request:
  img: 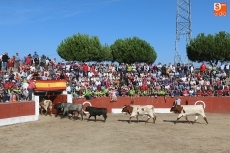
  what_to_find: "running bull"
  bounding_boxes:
[60,103,86,120]
[121,105,156,124]
[170,105,208,124]
[85,106,107,122]
[54,102,66,117]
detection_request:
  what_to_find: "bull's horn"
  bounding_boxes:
[121,105,126,109]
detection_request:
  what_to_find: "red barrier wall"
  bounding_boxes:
[70,96,230,114]
[0,96,229,120]
[50,95,230,114]
[0,101,35,119]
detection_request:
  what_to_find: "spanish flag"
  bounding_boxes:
[35,80,66,91]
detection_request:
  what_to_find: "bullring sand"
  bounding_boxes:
[0,113,230,153]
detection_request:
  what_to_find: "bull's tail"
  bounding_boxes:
[152,108,157,123]
[152,107,156,118]
[105,108,108,114]
[194,101,206,109]
[81,105,87,116]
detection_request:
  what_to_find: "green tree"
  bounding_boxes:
[57,33,104,62]
[110,37,157,64]
[186,31,230,65]
[101,44,113,61]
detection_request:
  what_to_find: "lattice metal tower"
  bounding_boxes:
[174,0,192,65]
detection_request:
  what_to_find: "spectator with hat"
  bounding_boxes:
[33,51,39,59]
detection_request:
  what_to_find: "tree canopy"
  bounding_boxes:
[101,44,113,61]
[186,31,230,65]
[57,34,157,63]
[57,33,107,62]
[110,37,157,64]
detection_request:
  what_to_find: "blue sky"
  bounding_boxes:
[0,0,229,66]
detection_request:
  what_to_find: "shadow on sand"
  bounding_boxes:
[86,118,106,122]
[163,120,205,124]
[118,119,151,123]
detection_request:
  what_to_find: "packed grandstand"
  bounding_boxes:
[0,51,230,102]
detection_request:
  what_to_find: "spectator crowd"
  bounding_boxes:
[0,51,230,102]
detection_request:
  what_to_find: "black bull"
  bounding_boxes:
[54,102,86,120]
[54,102,64,117]
[85,106,107,122]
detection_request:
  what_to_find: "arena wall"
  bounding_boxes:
[1,95,228,127]
[51,95,230,114]
[0,96,39,127]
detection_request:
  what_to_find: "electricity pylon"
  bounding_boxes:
[174,0,192,65]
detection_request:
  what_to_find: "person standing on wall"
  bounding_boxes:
[33,51,40,70]
[27,79,36,101]
[225,63,229,78]
[2,52,9,71]
[14,52,21,70]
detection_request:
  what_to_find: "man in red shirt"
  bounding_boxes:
[200,62,207,74]
[10,80,17,88]
[83,63,88,77]
[4,79,11,89]
[27,80,36,100]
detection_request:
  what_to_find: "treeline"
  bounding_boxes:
[57,31,230,65]
[57,33,157,64]
[187,31,230,66]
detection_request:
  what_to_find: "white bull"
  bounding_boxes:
[121,105,156,124]
[170,105,208,124]
[39,99,53,116]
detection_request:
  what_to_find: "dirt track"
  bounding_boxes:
[0,113,230,153]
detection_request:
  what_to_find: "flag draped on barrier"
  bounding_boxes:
[35,80,66,91]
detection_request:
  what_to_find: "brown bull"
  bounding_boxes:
[170,105,208,124]
[122,105,156,124]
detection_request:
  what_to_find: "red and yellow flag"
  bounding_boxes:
[35,80,66,91]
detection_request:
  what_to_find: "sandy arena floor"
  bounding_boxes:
[0,113,230,153]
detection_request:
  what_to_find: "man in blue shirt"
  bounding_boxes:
[33,51,39,59]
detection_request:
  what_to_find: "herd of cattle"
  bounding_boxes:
[39,99,209,124]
